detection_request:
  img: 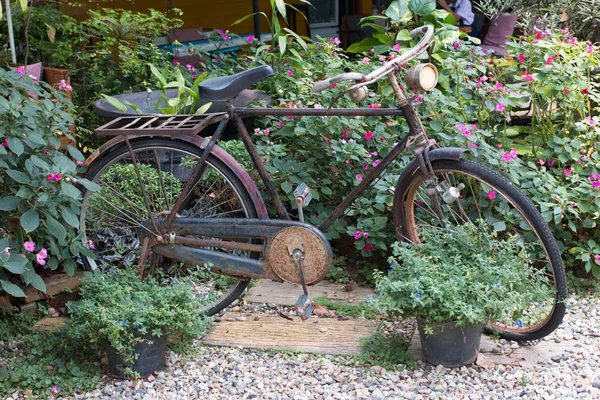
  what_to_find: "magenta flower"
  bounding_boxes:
[36,252,46,265]
[217,29,223,34]
[362,57,370,64]
[547,160,555,167]
[172,58,179,66]
[363,163,369,170]
[501,152,512,162]
[393,44,401,52]
[545,55,556,65]
[385,121,393,127]
[593,181,600,189]
[564,168,572,176]
[51,385,60,395]
[287,70,293,77]
[373,160,381,167]
[222,34,228,41]
[453,41,461,50]
[564,88,569,95]
[1,139,8,148]
[57,79,72,92]
[76,160,84,167]
[582,88,590,95]
[247,35,255,42]
[523,75,534,82]
[364,131,373,141]
[509,148,518,159]
[487,190,497,200]
[54,173,62,182]
[365,243,373,252]
[353,231,362,240]
[470,143,479,149]
[215,56,221,62]
[88,240,95,249]
[518,54,525,63]
[596,254,600,262]
[495,103,505,113]
[413,96,423,104]
[588,44,594,54]
[496,144,503,148]
[23,241,35,252]
[363,231,369,239]
[355,174,363,181]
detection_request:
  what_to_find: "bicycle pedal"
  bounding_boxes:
[294,293,314,320]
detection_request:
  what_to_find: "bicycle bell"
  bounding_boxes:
[405,63,438,92]
[349,86,368,102]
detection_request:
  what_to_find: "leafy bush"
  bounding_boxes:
[67,269,212,372]
[375,222,555,327]
[0,70,98,296]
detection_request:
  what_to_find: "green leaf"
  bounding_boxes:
[46,215,67,242]
[19,0,28,12]
[148,64,168,88]
[281,182,292,193]
[21,209,40,233]
[384,0,409,21]
[4,255,27,274]
[76,178,101,192]
[6,169,30,184]
[61,181,81,199]
[0,196,21,211]
[60,206,79,228]
[409,0,436,16]
[29,274,46,293]
[275,0,286,19]
[278,35,287,56]
[66,145,85,161]
[64,259,77,276]
[0,280,25,297]
[195,102,212,115]
[347,37,385,53]
[396,29,412,41]
[100,94,127,112]
[8,137,24,156]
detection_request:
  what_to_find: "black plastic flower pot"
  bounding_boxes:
[105,331,167,379]
[417,318,483,367]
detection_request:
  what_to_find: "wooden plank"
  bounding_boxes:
[31,316,68,332]
[408,329,581,366]
[202,312,377,355]
[244,280,375,306]
[22,271,86,303]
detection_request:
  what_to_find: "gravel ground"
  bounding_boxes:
[23,292,600,400]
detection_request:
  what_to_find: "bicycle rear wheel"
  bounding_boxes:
[80,138,257,315]
[395,158,567,341]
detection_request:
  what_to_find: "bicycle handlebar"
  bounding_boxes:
[312,25,435,93]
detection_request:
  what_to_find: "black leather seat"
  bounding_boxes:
[199,65,274,102]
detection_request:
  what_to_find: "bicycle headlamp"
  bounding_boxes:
[405,63,438,92]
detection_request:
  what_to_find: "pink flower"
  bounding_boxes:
[564,88,569,95]
[385,121,393,127]
[545,55,556,65]
[88,240,95,249]
[215,56,221,62]
[76,160,84,167]
[564,168,572,176]
[287,70,293,77]
[247,35,255,42]
[487,190,496,200]
[35,252,46,265]
[373,159,381,167]
[362,57,370,64]
[453,41,461,50]
[51,385,60,395]
[523,75,534,82]
[364,131,373,141]
[588,44,594,54]
[538,159,545,165]
[495,103,505,113]
[278,121,285,129]
[393,44,401,52]
[582,88,590,95]
[501,152,512,162]
[53,173,62,182]
[518,54,525,63]
[363,231,369,239]
[345,160,351,166]
[217,29,223,34]
[596,254,600,262]
[380,136,386,141]
[222,34,228,41]
[363,163,369,170]
[57,79,72,92]
[470,143,479,149]
[1,139,8,148]
[370,48,375,53]
[47,173,55,181]
[324,138,331,144]
[353,231,362,240]
[496,144,503,148]
[547,160,555,167]
[23,241,35,252]
[509,148,518,159]
[413,96,423,104]
[365,243,373,252]
[172,58,179,66]
[593,181,600,189]
[355,174,363,181]
[379,55,386,62]
[329,37,341,45]
[16,66,26,76]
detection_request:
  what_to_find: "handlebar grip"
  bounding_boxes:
[312,79,332,93]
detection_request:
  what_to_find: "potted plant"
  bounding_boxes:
[374,221,554,367]
[67,269,211,378]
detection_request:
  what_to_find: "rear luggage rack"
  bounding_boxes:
[95,113,228,136]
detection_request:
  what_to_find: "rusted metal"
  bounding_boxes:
[233,107,404,117]
[162,118,229,229]
[233,115,290,220]
[318,132,412,232]
[165,235,265,253]
[95,113,228,136]
[152,244,268,279]
[267,226,331,285]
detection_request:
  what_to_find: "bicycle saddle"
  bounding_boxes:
[199,65,274,103]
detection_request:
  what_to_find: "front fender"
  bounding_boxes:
[392,147,468,242]
[85,135,268,220]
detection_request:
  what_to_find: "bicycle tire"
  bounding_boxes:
[395,158,567,341]
[80,138,257,316]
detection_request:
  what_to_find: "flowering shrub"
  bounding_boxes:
[0,70,99,296]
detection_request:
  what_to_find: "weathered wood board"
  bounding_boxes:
[23,271,86,303]
[408,330,582,367]
[243,280,375,306]
[31,316,68,332]
[202,312,378,355]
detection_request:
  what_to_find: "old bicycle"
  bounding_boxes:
[80,26,567,341]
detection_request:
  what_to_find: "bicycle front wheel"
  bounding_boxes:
[395,158,567,341]
[80,138,257,315]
